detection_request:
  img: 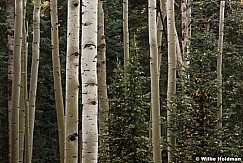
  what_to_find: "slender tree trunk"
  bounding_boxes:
[217,0,225,131]
[181,0,190,63]
[19,0,27,162]
[157,0,166,73]
[123,0,129,66]
[181,0,191,80]
[5,0,15,161]
[24,24,30,163]
[50,0,66,162]
[29,0,41,160]
[97,0,109,147]
[81,0,98,161]
[148,0,162,162]
[65,0,80,162]
[166,0,176,162]
[11,0,23,162]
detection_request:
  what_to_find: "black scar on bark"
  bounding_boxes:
[67,133,78,141]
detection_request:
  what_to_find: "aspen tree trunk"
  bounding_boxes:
[23,23,30,163]
[5,0,15,161]
[82,0,98,161]
[22,5,30,161]
[19,1,27,162]
[123,0,129,66]
[65,0,80,162]
[50,0,66,162]
[11,0,23,162]
[148,0,162,162]
[181,0,190,62]
[217,0,225,130]
[97,0,109,147]
[157,0,166,73]
[166,0,176,162]
[29,0,41,160]
[181,0,191,79]
[157,0,183,73]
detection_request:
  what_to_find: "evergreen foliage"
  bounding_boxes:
[99,57,152,163]
[160,1,243,162]
[0,0,242,162]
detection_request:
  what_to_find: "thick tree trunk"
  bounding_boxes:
[65,0,80,162]
[148,0,162,162]
[50,0,66,162]
[81,0,98,161]
[123,0,129,66]
[166,0,176,162]
[29,0,41,161]
[11,0,23,162]
[97,0,109,148]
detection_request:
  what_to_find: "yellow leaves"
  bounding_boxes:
[41,1,49,8]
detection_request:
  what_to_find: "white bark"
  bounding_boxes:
[11,0,23,162]
[123,0,129,66]
[29,0,41,161]
[157,0,166,73]
[19,1,27,162]
[65,0,80,162]
[50,0,66,162]
[166,0,176,162]
[81,0,98,161]
[149,0,162,162]
[97,0,109,146]
[217,0,225,129]
[6,0,14,161]
[181,0,191,74]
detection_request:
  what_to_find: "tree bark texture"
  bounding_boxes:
[11,0,23,162]
[65,0,80,162]
[123,0,129,66]
[29,0,41,161]
[19,0,28,162]
[166,0,177,162]
[148,0,162,162]
[50,0,66,162]
[217,0,225,129]
[5,0,15,161]
[82,0,99,161]
[97,0,109,148]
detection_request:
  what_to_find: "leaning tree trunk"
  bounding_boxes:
[81,0,99,161]
[65,0,80,162]
[50,0,66,162]
[166,0,176,162]
[11,0,23,162]
[148,0,162,162]
[29,0,41,161]
[123,0,129,66]
[23,17,30,163]
[97,0,109,148]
